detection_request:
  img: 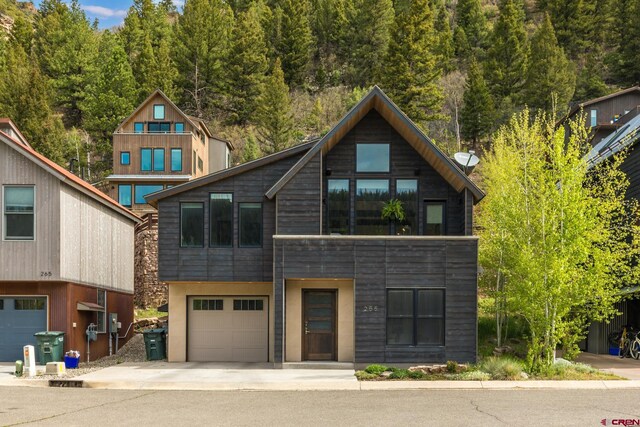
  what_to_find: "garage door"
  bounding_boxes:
[0,297,47,361]
[188,297,268,362]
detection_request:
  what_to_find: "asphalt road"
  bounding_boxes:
[1,387,640,426]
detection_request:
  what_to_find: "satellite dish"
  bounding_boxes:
[453,151,480,175]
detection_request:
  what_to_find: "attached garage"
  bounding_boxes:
[187,296,268,362]
[0,297,47,361]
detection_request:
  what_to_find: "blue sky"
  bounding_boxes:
[33,1,184,29]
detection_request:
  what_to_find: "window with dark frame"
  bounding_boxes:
[180,202,204,247]
[118,184,132,207]
[210,193,233,247]
[134,122,144,133]
[153,104,165,120]
[424,201,446,235]
[14,298,45,310]
[396,179,418,235]
[120,151,130,165]
[134,184,163,204]
[355,179,389,235]
[171,148,182,172]
[192,299,223,310]
[141,148,152,171]
[153,148,165,171]
[3,186,35,240]
[239,203,262,247]
[148,122,171,133]
[386,289,445,346]
[96,290,106,333]
[233,299,264,311]
[198,156,203,171]
[175,122,185,133]
[356,143,390,172]
[327,179,349,235]
[0,299,3,310]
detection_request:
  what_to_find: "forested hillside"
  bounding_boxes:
[0,0,637,181]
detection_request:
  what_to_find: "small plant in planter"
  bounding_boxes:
[381,199,408,234]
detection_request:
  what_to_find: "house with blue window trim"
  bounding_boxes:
[146,87,484,366]
[106,89,234,215]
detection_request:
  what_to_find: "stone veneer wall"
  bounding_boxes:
[134,223,167,308]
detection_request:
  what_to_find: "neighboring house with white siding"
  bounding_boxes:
[0,120,140,362]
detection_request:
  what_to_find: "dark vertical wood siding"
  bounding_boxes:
[273,237,478,364]
[276,153,322,235]
[620,143,640,202]
[322,110,467,235]
[158,152,306,282]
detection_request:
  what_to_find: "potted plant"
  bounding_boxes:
[381,199,407,234]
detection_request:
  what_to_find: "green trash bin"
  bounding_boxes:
[34,331,65,365]
[143,329,166,361]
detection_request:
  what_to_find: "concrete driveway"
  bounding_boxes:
[576,352,640,379]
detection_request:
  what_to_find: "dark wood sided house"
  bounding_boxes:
[146,87,485,366]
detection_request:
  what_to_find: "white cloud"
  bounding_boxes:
[82,5,128,18]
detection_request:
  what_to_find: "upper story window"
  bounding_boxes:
[153,148,165,171]
[387,288,445,346]
[120,151,130,166]
[3,186,35,240]
[148,122,170,133]
[239,203,262,247]
[590,109,597,127]
[153,104,165,120]
[198,156,203,172]
[96,289,107,333]
[327,179,349,235]
[425,201,446,236]
[356,143,390,173]
[210,193,233,247]
[181,202,204,247]
[175,122,184,133]
[118,184,132,208]
[396,179,418,235]
[171,148,182,172]
[135,184,164,205]
[141,148,152,171]
[134,122,144,133]
[355,179,389,235]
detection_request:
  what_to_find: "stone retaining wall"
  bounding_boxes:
[134,225,167,308]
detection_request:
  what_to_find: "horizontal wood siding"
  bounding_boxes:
[0,142,61,281]
[276,153,321,235]
[59,185,135,293]
[273,237,478,364]
[158,152,306,283]
[112,133,197,176]
[323,110,467,235]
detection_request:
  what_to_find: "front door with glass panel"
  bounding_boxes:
[303,290,336,361]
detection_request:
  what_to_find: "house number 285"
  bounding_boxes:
[363,305,379,312]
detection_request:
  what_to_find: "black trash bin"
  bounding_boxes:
[142,329,166,361]
[34,331,65,365]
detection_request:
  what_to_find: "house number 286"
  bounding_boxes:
[363,305,379,312]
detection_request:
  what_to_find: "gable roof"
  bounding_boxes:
[586,113,640,168]
[145,140,316,207]
[266,86,485,202]
[114,89,200,133]
[0,131,140,223]
[0,118,31,148]
[567,86,640,119]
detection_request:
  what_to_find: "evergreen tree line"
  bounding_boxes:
[0,0,637,178]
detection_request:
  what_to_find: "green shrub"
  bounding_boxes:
[388,368,410,379]
[446,360,459,373]
[355,371,379,380]
[407,370,426,379]
[364,364,388,375]
[478,357,524,380]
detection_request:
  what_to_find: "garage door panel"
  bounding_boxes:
[188,297,267,362]
[0,297,47,362]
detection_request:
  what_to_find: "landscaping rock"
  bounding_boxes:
[493,346,514,356]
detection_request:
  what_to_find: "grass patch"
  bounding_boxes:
[355,371,380,380]
[134,308,164,320]
[364,364,388,376]
[477,357,525,380]
[532,362,623,380]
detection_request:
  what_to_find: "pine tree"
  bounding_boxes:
[381,0,444,125]
[0,41,66,163]
[455,0,488,51]
[82,31,137,165]
[432,0,455,73]
[174,0,234,117]
[33,0,98,127]
[609,0,640,86]
[256,58,294,154]
[485,0,529,104]
[546,0,593,60]
[273,0,313,87]
[460,57,494,147]
[241,131,261,163]
[523,14,575,113]
[574,55,609,101]
[226,4,269,125]
[340,0,393,86]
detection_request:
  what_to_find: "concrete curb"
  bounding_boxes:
[74,379,640,391]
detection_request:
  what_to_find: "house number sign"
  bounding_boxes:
[363,305,379,312]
